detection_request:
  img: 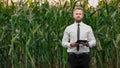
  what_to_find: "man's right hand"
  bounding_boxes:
[70,42,79,47]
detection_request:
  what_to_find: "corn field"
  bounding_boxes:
[0,0,120,68]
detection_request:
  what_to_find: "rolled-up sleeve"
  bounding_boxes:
[88,27,96,47]
[62,27,71,48]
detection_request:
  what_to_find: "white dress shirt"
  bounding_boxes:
[62,22,96,53]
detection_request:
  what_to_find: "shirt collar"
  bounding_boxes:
[74,21,84,26]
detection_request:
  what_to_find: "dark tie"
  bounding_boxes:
[77,24,80,51]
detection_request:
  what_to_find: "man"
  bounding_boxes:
[62,7,96,68]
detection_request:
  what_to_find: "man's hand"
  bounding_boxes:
[70,42,79,47]
[80,42,89,47]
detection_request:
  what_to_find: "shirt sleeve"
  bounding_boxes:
[62,27,71,48]
[88,27,96,47]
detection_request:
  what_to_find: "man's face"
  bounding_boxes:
[73,9,84,23]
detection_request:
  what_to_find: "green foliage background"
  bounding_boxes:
[0,0,120,68]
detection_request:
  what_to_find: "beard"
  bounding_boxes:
[75,17,82,23]
[75,19,82,23]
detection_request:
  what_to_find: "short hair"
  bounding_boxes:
[73,7,84,14]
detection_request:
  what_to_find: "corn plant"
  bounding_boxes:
[0,0,120,68]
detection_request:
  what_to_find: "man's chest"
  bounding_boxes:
[69,26,89,39]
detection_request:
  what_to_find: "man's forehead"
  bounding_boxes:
[74,9,83,13]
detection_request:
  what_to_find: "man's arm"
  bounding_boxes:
[62,27,71,48]
[87,27,96,47]
[62,27,79,48]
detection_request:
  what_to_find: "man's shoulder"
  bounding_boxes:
[82,22,91,28]
[66,23,75,29]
